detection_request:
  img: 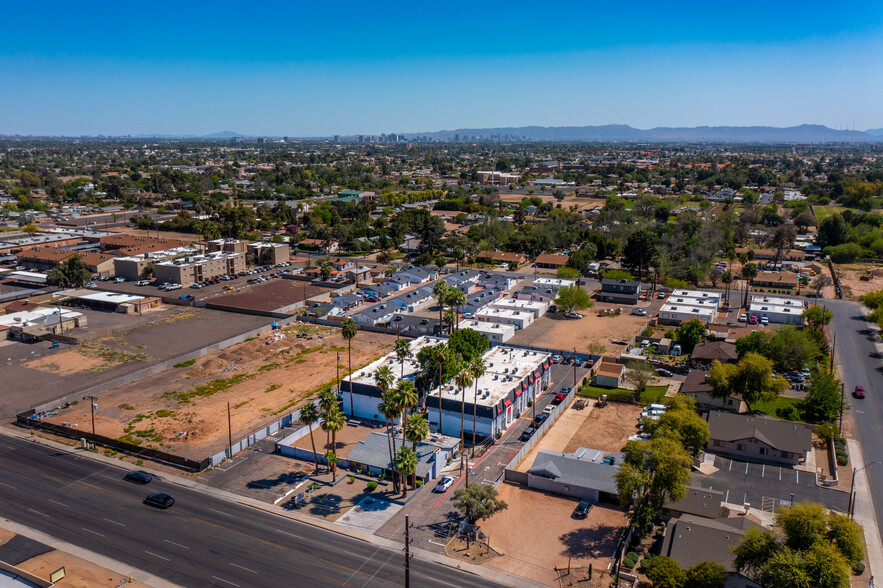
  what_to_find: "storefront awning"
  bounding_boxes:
[535,371,541,379]
[515,388,522,397]
[503,399,511,408]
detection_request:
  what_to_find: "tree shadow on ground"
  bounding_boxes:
[246,471,307,490]
[308,493,344,516]
[422,510,462,539]
[559,524,620,559]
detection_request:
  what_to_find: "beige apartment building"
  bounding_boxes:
[114,247,196,280]
[248,242,290,265]
[154,251,246,285]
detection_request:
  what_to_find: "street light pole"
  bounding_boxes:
[848,460,880,518]
[83,395,97,435]
[227,401,233,458]
[839,382,845,433]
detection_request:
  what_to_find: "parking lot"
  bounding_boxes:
[692,455,849,513]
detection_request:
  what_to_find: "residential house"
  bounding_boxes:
[389,286,434,312]
[525,448,621,502]
[477,250,528,268]
[679,371,747,412]
[345,432,457,483]
[663,486,724,520]
[298,238,339,254]
[351,302,397,326]
[690,341,738,366]
[395,265,439,285]
[456,319,516,344]
[705,411,813,466]
[597,279,641,304]
[751,271,798,289]
[534,253,570,270]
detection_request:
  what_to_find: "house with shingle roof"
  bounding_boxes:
[679,371,746,412]
[525,447,621,502]
[705,411,813,466]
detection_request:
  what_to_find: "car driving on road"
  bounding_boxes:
[144,492,175,508]
[854,386,865,399]
[124,470,153,484]
[433,475,456,493]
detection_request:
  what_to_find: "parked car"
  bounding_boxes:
[365,296,380,303]
[85,282,97,289]
[135,280,151,286]
[748,315,759,325]
[760,316,769,325]
[548,304,557,313]
[534,413,549,426]
[542,405,556,415]
[223,285,234,290]
[738,313,747,322]
[519,426,536,442]
[574,357,583,367]
[854,386,865,399]
[433,475,456,493]
[631,307,647,316]
[463,312,475,319]
[124,470,152,484]
[657,292,666,299]
[552,354,563,363]
[564,312,583,319]
[573,500,592,518]
[560,386,572,396]
[657,368,673,377]
[144,492,175,508]
[553,392,567,404]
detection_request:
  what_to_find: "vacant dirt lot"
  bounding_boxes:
[834,263,883,300]
[481,483,627,587]
[563,402,643,454]
[43,324,397,459]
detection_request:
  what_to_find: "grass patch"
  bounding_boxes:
[284,345,323,365]
[752,396,802,420]
[77,342,146,370]
[153,311,196,325]
[580,385,668,404]
[118,403,135,411]
[265,384,281,393]
[233,399,252,409]
[244,337,257,342]
[258,363,279,372]
[154,409,177,418]
[165,373,254,403]
[173,359,196,368]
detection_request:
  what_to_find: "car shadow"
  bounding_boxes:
[559,523,621,559]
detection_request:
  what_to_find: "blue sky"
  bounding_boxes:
[1,1,882,136]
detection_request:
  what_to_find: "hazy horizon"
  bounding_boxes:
[2,0,881,136]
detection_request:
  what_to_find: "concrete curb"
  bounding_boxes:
[0,519,179,588]
[1,426,542,588]
[846,438,883,578]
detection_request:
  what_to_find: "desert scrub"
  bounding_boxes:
[173,359,196,368]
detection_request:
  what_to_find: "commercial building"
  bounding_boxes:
[516,277,574,303]
[474,171,520,185]
[0,307,86,341]
[427,345,552,439]
[206,238,248,255]
[490,297,548,319]
[154,251,247,285]
[113,247,196,280]
[597,279,641,304]
[456,319,516,344]
[658,289,722,325]
[475,307,534,330]
[525,447,621,502]
[748,295,806,325]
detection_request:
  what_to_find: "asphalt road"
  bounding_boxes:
[0,435,504,588]
[827,299,883,530]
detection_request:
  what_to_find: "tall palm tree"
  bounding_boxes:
[317,387,337,448]
[468,357,486,458]
[324,450,339,483]
[394,447,418,498]
[432,280,449,329]
[394,338,411,379]
[396,380,418,448]
[428,344,449,435]
[298,402,320,474]
[341,319,357,416]
[454,366,473,473]
[377,391,401,493]
[721,270,734,307]
[443,307,457,333]
[742,262,758,309]
[320,406,345,482]
[405,413,430,488]
[446,289,466,332]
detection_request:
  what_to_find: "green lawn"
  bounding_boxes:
[580,385,668,405]
[812,205,847,221]
[751,396,801,419]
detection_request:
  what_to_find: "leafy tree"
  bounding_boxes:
[22,223,38,233]
[404,413,429,487]
[802,542,851,588]
[733,527,781,579]
[653,403,709,456]
[707,353,786,411]
[447,328,490,364]
[777,501,828,552]
[826,513,865,565]
[452,483,508,524]
[644,556,686,588]
[674,318,706,353]
[766,326,819,372]
[554,284,592,312]
[46,254,92,288]
[623,228,657,278]
[556,266,580,279]
[684,561,728,588]
[622,362,658,398]
[817,214,849,248]
[567,245,596,274]
[761,547,810,588]
[319,261,333,280]
[601,268,634,281]
[394,446,418,497]
[735,330,773,357]
[802,306,833,329]
[800,369,842,423]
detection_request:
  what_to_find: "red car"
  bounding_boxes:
[854,386,865,399]
[748,315,759,325]
[365,296,380,302]
[553,392,567,404]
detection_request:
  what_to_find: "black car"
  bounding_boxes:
[573,500,592,518]
[519,426,536,442]
[145,492,175,508]
[534,413,549,426]
[124,470,152,484]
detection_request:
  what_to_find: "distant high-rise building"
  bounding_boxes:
[358,135,364,143]
[257,137,265,144]
[454,134,460,142]
[283,136,289,142]
[334,134,341,142]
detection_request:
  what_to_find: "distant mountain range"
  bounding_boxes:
[416,124,883,143]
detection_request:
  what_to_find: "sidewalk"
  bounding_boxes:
[847,438,883,579]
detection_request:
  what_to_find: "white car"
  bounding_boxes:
[433,475,456,493]
[552,354,563,363]
[135,280,151,286]
[542,405,556,415]
[631,307,647,316]
[738,313,747,322]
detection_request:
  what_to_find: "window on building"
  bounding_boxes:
[759,447,768,455]
[714,440,724,447]
[737,444,745,451]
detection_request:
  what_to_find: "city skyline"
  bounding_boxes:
[1,0,882,136]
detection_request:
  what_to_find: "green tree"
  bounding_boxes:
[324,450,339,482]
[685,561,728,588]
[454,366,473,471]
[396,380,418,448]
[432,280,449,327]
[446,288,467,332]
[404,413,429,487]
[622,362,658,398]
[556,266,580,279]
[766,326,819,372]
[761,547,810,588]
[320,407,345,481]
[802,306,833,329]
[554,284,592,313]
[468,357,486,457]
[46,254,92,288]
[623,227,657,279]
[298,401,320,474]
[394,446,418,497]
[377,389,401,493]
[707,353,786,411]
[800,369,842,423]
[674,318,706,354]
[818,214,848,248]
[653,403,710,456]
[317,387,338,447]
[394,338,411,379]
[448,328,490,364]
[319,261,333,280]
[777,501,829,552]
[733,527,781,579]
[644,556,686,588]
[802,542,851,588]
[741,262,759,308]
[826,513,865,565]
[452,483,508,524]
[341,319,357,415]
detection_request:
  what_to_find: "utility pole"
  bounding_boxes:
[336,353,341,397]
[83,395,97,435]
[573,348,577,391]
[830,332,836,372]
[227,401,233,458]
[839,382,845,433]
[404,515,411,588]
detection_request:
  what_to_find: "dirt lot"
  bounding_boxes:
[510,300,658,353]
[563,402,643,454]
[481,483,627,587]
[833,263,883,300]
[42,324,397,459]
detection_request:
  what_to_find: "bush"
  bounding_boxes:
[622,557,636,569]
[626,551,639,561]
[416,479,423,487]
[777,405,801,421]
[348,475,355,484]
[640,556,655,570]
[853,562,866,575]
[837,451,849,466]
[834,437,847,450]
[366,481,379,492]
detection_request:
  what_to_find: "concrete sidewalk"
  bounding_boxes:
[847,438,883,579]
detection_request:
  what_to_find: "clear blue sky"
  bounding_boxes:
[2,1,882,136]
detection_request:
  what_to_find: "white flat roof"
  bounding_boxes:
[347,336,445,389]
[457,319,516,336]
[432,345,550,407]
[8,271,47,283]
[492,298,547,311]
[532,277,575,288]
[749,302,804,316]
[476,307,533,321]
[659,302,716,319]
[749,295,804,308]
[114,247,196,263]
[670,289,721,302]
[155,250,243,267]
[0,307,82,327]
[77,291,145,304]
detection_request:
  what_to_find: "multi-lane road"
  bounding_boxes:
[0,434,506,588]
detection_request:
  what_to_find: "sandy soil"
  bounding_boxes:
[834,263,883,300]
[111,226,203,243]
[563,402,644,454]
[25,351,109,374]
[43,324,397,459]
[481,483,627,587]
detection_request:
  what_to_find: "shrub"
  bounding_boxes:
[416,479,423,487]
[853,562,866,575]
[626,551,639,562]
[366,481,378,492]
[348,475,355,484]
[837,451,849,466]
[622,557,636,569]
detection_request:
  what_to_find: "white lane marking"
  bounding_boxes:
[274,529,302,539]
[761,464,766,478]
[724,489,730,503]
[0,482,17,490]
[83,528,105,537]
[211,576,240,587]
[28,508,48,517]
[209,507,232,517]
[779,467,782,481]
[164,539,190,549]
[102,517,125,527]
[728,459,733,472]
[50,499,69,508]
[145,550,170,561]
[796,470,799,484]
[428,539,447,546]
[230,563,258,574]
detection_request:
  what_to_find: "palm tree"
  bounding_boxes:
[396,380,418,448]
[468,357,486,458]
[432,280,449,328]
[742,263,758,309]
[341,319,357,416]
[443,307,457,333]
[377,391,401,493]
[394,447,418,498]
[428,344,450,434]
[324,450,339,482]
[298,402,320,474]
[405,413,430,488]
[446,289,466,332]
[317,387,337,448]
[721,270,734,307]
[454,366,473,473]
[321,406,346,452]
[394,338,411,379]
